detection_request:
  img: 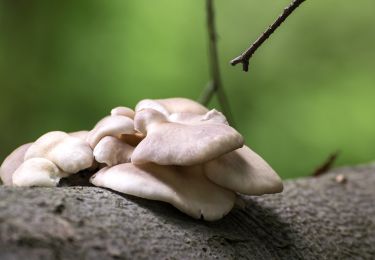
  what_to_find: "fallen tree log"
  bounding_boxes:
[0,164,374,259]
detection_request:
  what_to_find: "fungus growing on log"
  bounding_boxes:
[93,136,134,166]
[12,158,67,187]
[0,97,283,220]
[25,131,94,174]
[86,115,135,148]
[0,143,33,186]
[90,163,236,221]
[131,108,244,166]
[204,145,283,195]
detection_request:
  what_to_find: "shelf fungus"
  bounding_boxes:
[1,131,94,187]
[0,97,283,221]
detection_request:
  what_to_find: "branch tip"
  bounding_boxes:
[230,0,306,72]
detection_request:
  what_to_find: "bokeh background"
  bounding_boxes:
[1,0,374,179]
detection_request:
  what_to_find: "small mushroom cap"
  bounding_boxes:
[204,145,283,195]
[86,115,135,148]
[168,109,228,125]
[0,143,32,186]
[93,136,134,166]
[25,131,94,174]
[135,98,209,116]
[132,109,244,166]
[90,163,235,221]
[111,106,135,119]
[69,130,89,140]
[135,99,170,116]
[134,109,168,135]
[156,98,209,114]
[70,131,100,171]
[12,158,67,187]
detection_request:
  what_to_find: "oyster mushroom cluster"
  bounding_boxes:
[0,98,283,221]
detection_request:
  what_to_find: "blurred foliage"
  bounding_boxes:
[1,0,375,179]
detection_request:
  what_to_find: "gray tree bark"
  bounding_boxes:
[0,164,374,260]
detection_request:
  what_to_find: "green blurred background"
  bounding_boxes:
[1,0,374,179]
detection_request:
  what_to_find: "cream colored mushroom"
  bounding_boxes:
[93,136,134,166]
[24,131,94,174]
[135,99,170,116]
[135,97,209,116]
[68,131,101,172]
[132,108,244,166]
[0,143,32,186]
[168,109,228,125]
[204,145,283,195]
[86,115,135,148]
[111,106,135,119]
[69,130,89,141]
[12,158,67,187]
[90,163,235,221]
[133,108,167,135]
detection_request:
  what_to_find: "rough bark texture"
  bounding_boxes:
[0,164,374,259]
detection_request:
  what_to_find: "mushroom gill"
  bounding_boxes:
[90,163,236,221]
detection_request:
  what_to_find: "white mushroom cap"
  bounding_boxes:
[111,106,135,119]
[24,131,94,174]
[86,115,135,148]
[133,108,168,135]
[93,136,134,166]
[135,99,170,116]
[132,109,244,166]
[12,158,67,187]
[69,131,101,172]
[69,130,89,141]
[0,143,32,186]
[204,145,283,195]
[135,98,209,116]
[168,109,228,125]
[90,163,235,221]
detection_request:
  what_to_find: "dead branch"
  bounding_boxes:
[312,150,340,177]
[230,0,306,72]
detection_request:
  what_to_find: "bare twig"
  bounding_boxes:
[230,0,306,72]
[312,151,340,177]
[199,0,235,126]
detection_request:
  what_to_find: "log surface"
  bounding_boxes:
[0,164,374,259]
